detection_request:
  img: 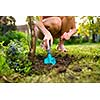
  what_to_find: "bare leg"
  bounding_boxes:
[57,28,76,52]
[57,39,67,52]
[42,17,62,36]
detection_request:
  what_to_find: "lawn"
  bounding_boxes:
[0,43,100,83]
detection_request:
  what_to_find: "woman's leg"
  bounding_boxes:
[57,38,67,52]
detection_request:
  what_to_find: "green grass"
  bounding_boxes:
[0,43,100,83]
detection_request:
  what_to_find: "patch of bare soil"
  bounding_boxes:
[32,53,75,74]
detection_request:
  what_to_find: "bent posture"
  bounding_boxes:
[34,16,76,52]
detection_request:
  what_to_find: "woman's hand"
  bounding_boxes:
[61,32,71,40]
[61,28,76,40]
[41,33,53,50]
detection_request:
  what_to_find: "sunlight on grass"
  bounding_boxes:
[1,43,100,83]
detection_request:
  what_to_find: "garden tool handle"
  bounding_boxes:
[47,49,51,54]
[47,40,51,53]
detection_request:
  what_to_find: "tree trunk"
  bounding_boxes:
[30,27,36,57]
[28,16,36,62]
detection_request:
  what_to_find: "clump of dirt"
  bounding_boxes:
[32,53,75,74]
[72,67,82,72]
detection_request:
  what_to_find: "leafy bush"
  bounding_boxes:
[64,35,83,45]
[0,31,32,75]
[0,31,28,46]
[53,35,89,45]
[6,40,32,75]
[0,41,14,76]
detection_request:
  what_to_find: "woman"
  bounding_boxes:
[34,16,76,52]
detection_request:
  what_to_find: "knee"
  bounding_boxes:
[54,17,62,27]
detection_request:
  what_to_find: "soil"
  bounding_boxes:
[31,53,75,74]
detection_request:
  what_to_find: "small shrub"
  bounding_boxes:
[0,41,14,76]
[0,31,28,46]
[6,40,32,75]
